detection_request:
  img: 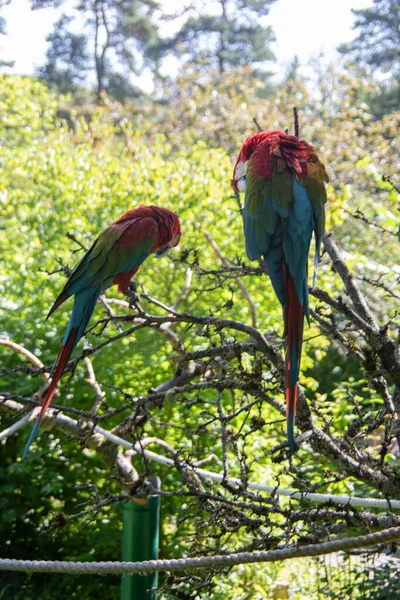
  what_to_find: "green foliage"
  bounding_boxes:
[0,437,121,599]
[297,554,400,600]
[0,73,57,145]
[0,70,399,599]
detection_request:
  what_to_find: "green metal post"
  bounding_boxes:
[121,476,161,600]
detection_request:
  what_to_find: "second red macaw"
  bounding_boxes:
[233,130,328,451]
[23,205,181,459]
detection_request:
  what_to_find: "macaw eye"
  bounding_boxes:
[237,176,246,193]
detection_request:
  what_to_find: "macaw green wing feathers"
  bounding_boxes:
[48,218,159,317]
[67,223,130,286]
[62,219,158,296]
[23,205,181,459]
[306,158,328,281]
[270,170,292,218]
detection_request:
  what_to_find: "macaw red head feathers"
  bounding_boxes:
[114,205,181,255]
[232,131,268,192]
[233,130,328,191]
[150,206,181,257]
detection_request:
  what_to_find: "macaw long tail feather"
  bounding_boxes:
[47,292,70,320]
[284,273,305,452]
[21,328,78,460]
[22,290,100,459]
[286,384,298,452]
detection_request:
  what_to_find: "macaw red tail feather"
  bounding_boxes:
[22,328,78,460]
[284,273,305,452]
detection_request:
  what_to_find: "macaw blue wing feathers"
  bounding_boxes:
[234,130,328,451]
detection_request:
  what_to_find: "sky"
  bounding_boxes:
[0,0,371,89]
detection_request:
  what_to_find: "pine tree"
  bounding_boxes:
[163,0,276,74]
[35,0,160,99]
[37,15,90,94]
[339,0,400,74]
[0,0,14,67]
[338,0,400,115]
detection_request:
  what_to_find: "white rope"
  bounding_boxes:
[1,403,398,512]
[94,425,400,511]
[1,525,400,574]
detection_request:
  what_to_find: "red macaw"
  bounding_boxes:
[23,205,181,459]
[233,130,328,451]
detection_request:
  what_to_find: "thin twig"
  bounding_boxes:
[322,233,379,331]
[345,208,396,238]
[99,296,123,334]
[84,357,105,415]
[66,232,88,252]
[0,410,37,442]
[203,230,257,327]
[172,267,193,311]
[232,185,243,215]
[293,107,299,138]
[0,339,48,381]
[0,339,49,440]
[253,118,264,132]
[382,174,400,195]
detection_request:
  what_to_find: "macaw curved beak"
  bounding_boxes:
[233,160,248,193]
[154,245,171,258]
[154,234,180,258]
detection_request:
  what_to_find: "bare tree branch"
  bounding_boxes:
[204,230,257,327]
[84,357,105,415]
